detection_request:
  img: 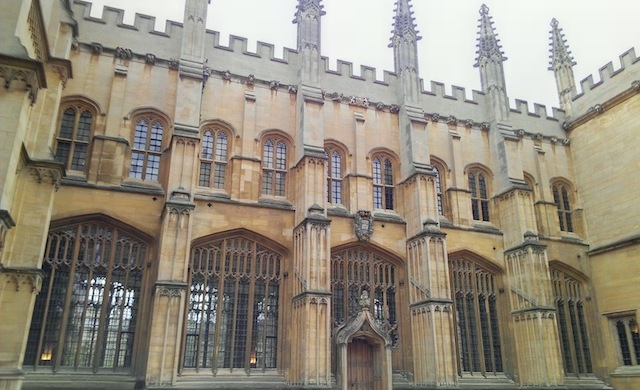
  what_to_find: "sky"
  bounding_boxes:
[86,0,640,110]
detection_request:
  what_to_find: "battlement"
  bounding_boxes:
[572,48,640,114]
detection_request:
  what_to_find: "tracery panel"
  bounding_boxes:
[183,235,281,372]
[25,220,148,371]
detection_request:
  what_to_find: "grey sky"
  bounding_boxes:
[87,0,640,110]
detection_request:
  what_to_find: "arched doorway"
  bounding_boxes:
[335,292,393,390]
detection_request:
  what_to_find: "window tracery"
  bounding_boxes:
[199,128,229,189]
[261,137,287,197]
[54,104,94,172]
[468,169,490,222]
[325,146,343,205]
[129,116,164,181]
[372,156,394,210]
[552,182,574,232]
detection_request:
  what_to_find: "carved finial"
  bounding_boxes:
[548,18,576,70]
[359,290,371,310]
[293,0,325,24]
[390,0,421,44]
[474,4,507,67]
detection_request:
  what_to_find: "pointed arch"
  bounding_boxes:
[183,229,285,372]
[24,215,152,371]
[430,156,449,216]
[259,130,292,197]
[550,177,576,233]
[465,164,493,222]
[369,149,398,211]
[448,249,504,375]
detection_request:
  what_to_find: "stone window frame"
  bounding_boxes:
[430,157,449,217]
[24,215,152,372]
[449,250,505,376]
[127,109,170,182]
[180,230,284,373]
[324,141,347,206]
[550,178,575,233]
[198,125,232,192]
[466,164,493,222]
[549,262,594,376]
[604,310,640,368]
[54,97,100,174]
[259,131,291,198]
[370,151,397,211]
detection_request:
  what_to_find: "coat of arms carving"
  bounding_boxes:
[354,210,374,242]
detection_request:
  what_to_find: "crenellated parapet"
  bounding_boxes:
[571,47,640,118]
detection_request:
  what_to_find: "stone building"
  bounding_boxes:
[0,0,639,389]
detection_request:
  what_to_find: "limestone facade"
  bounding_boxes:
[0,1,638,389]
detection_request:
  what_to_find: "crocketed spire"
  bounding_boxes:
[548,18,576,70]
[474,4,507,67]
[293,0,325,24]
[389,0,421,47]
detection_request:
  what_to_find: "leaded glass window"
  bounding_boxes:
[469,170,490,222]
[129,118,164,181]
[183,235,281,371]
[551,267,592,375]
[614,317,640,366]
[373,157,394,210]
[262,138,287,196]
[199,129,229,189]
[325,148,343,204]
[331,247,398,343]
[432,165,444,215]
[552,184,574,232]
[54,105,93,172]
[450,257,503,375]
[25,220,148,371]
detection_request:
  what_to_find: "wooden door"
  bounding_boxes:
[348,338,374,390]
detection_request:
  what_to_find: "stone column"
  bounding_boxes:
[505,238,564,386]
[0,164,60,390]
[145,202,194,387]
[406,228,457,387]
[289,211,332,387]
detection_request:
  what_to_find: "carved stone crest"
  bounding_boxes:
[354,210,374,242]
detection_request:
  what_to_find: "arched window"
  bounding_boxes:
[325,147,343,204]
[450,256,503,375]
[331,247,398,343]
[614,317,640,366]
[431,162,447,216]
[262,137,287,196]
[183,234,282,371]
[552,183,574,232]
[24,219,149,370]
[551,267,593,375]
[199,129,229,189]
[468,169,490,222]
[54,104,94,172]
[372,156,394,210]
[129,117,164,181]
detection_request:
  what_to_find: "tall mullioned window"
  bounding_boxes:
[432,165,444,216]
[552,183,574,232]
[54,105,93,172]
[373,157,394,210]
[469,170,490,222]
[129,117,164,181]
[262,138,287,196]
[450,257,503,375]
[183,234,281,371]
[325,148,343,204]
[199,129,228,189]
[24,220,148,371]
[551,267,593,375]
[331,247,398,343]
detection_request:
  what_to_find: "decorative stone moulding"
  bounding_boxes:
[288,85,297,94]
[245,74,255,85]
[349,96,369,108]
[145,53,156,65]
[269,80,280,90]
[465,119,475,128]
[168,59,179,70]
[389,104,400,113]
[480,122,490,131]
[325,91,343,102]
[91,42,103,54]
[429,113,441,123]
[354,210,374,242]
[446,115,457,125]
[115,47,133,60]
[221,70,231,81]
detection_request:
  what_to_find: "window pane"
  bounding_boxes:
[263,141,273,169]
[201,131,214,160]
[76,111,92,141]
[478,174,488,199]
[262,171,273,195]
[275,172,286,196]
[199,162,212,187]
[71,144,87,171]
[149,123,163,152]
[373,187,382,209]
[276,143,286,170]
[617,320,632,365]
[145,154,160,181]
[213,163,226,189]
[384,160,393,185]
[129,152,145,179]
[59,109,76,139]
[332,181,342,205]
[385,187,394,210]
[468,173,477,197]
[331,152,341,178]
[55,142,71,166]
[373,159,382,184]
[215,133,228,161]
[133,121,148,150]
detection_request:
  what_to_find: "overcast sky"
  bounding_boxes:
[86,0,640,110]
